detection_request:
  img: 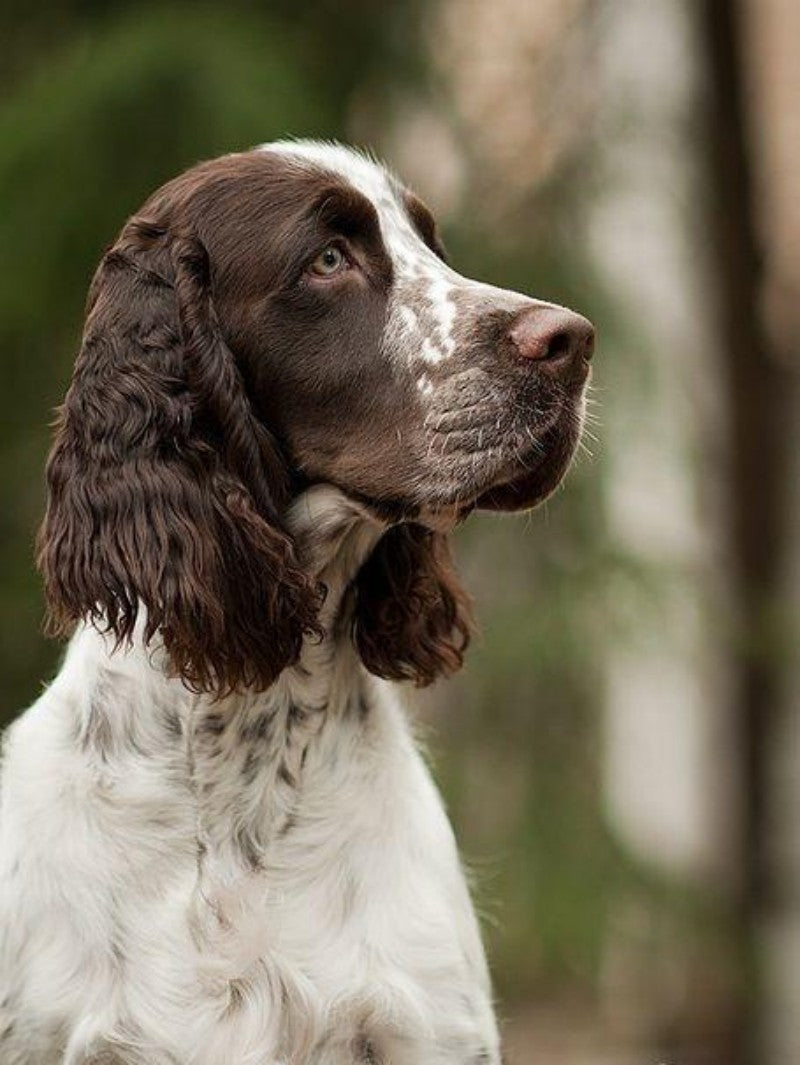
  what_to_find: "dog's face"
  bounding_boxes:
[149,142,593,517]
[38,141,594,694]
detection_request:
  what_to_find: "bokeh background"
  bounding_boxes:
[1,2,798,1063]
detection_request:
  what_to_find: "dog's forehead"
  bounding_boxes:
[260,140,432,261]
[261,140,398,203]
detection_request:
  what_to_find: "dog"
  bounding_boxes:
[0,141,594,1064]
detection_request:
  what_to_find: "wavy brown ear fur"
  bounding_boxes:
[37,218,321,695]
[353,525,474,686]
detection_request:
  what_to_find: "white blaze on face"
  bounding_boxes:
[416,374,434,397]
[262,139,530,371]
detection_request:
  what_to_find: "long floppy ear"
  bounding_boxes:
[37,218,321,695]
[352,525,474,686]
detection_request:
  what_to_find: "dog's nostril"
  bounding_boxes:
[545,331,570,360]
[578,326,596,362]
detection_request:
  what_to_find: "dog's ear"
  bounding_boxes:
[352,525,474,686]
[37,218,322,695]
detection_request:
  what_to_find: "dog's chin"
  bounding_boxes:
[474,418,582,513]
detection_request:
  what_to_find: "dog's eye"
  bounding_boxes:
[308,245,348,278]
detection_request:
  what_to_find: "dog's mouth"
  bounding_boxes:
[416,345,590,515]
[472,408,584,512]
[325,415,581,530]
[315,373,587,525]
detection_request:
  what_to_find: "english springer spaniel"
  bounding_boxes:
[0,141,594,1064]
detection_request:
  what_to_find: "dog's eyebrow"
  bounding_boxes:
[311,184,381,240]
[403,191,448,263]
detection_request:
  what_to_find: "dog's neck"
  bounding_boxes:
[174,487,392,878]
[285,484,388,628]
[68,484,387,792]
[69,485,415,879]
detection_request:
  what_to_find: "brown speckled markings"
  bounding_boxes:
[353,1032,382,1063]
[186,660,338,876]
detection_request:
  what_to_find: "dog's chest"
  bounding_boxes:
[103,675,487,1063]
[166,669,395,1059]
[2,635,499,1063]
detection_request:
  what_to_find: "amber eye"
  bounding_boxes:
[309,245,348,277]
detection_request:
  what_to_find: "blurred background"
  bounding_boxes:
[1,1,798,1062]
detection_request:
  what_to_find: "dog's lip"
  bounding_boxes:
[472,422,580,513]
[472,449,548,511]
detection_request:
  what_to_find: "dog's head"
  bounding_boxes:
[38,141,594,695]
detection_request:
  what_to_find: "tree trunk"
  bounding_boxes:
[699,2,797,1063]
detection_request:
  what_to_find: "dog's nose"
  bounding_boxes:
[508,305,595,365]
